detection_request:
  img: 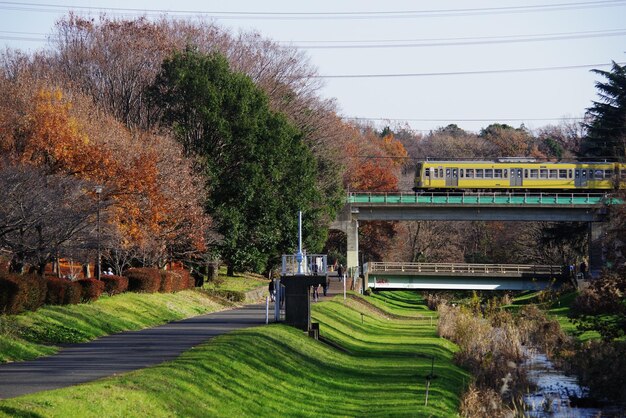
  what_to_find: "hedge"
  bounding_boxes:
[160,270,194,293]
[100,275,128,296]
[126,268,161,293]
[77,279,105,302]
[0,273,47,315]
[45,277,82,305]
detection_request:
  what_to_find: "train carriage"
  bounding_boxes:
[414,159,626,192]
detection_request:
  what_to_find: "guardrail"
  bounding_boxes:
[365,262,563,276]
[347,192,613,206]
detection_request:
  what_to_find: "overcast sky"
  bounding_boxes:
[1,0,625,133]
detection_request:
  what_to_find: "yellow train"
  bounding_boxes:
[414,159,626,191]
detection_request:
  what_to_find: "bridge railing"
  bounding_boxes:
[348,191,611,206]
[365,261,563,276]
[282,254,328,276]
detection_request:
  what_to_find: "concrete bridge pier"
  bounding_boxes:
[588,222,607,279]
[330,205,360,281]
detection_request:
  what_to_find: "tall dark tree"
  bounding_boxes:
[150,49,325,275]
[583,61,626,158]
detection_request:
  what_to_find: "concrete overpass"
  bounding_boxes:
[364,262,565,291]
[331,192,616,283]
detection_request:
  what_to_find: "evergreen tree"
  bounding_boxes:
[583,61,626,159]
[150,49,324,274]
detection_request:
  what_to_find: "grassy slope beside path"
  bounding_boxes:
[0,292,467,417]
[0,290,227,363]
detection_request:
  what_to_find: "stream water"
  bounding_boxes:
[522,349,625,417]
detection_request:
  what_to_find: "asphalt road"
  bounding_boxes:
[0,303,269,399]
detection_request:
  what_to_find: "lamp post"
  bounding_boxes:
[95,185,103,280]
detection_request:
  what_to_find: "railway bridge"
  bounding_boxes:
[331,191,618,288]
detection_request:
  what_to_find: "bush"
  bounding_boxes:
[159,271,175,293]
[125,268,161,293]
[45,277,83,305]
[100,275,128,296]
[0,273,47,314]
[77,279,105,302]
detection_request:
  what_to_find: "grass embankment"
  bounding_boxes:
[203,268,268,293]
[507,290,600,341]
[0,291,226,363]
[0,292,467,417]
[1,270,269,364]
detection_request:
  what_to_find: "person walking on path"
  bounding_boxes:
[269,279,275,302]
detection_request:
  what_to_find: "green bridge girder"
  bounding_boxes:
[348,192,619,206]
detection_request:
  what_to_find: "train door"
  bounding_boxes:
[445,167,458,187]
[510,168,523,187]
[575,169,588,188]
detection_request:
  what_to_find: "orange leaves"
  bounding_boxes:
[349,161,398,192]
[344,128,407,192]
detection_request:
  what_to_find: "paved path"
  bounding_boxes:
[0,304,269,399]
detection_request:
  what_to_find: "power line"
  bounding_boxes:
[315,62,626,79]
[345,117,585,122]
[0,0,625,20]
[287,29,626,49]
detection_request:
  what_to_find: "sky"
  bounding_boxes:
[1,0,625,134]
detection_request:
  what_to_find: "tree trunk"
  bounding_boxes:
[207,261,219,281]
[83,263,91,278]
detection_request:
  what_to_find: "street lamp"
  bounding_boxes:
[95,185,103,280]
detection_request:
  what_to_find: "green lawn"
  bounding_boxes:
[0,292,467,417]
[0,290,226,363]
[203,268,268,293]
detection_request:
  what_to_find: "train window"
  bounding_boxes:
[569,170,573,178]
[540,169,548,179]
[589,170,595,179]
[595,170,603,178]
[549,169,557,179]
[485,169,493,178]
[446,169,450,176]
[530,169,538,179]
[453,169,458,177]
[424,168,430,177]
[460,169,464,178]
[524,169,528,178]
[582,170,587,178]
[575,170,579,178]
[433,169,439,178]
[466,169,474,178]
[494,169,502,178]
[504,169,508,178]
[559,169,567,179]
[605,170,613,178]
[439,168,443,178]
[476,169,484,178]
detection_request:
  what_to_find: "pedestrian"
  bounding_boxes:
[312,284,319,302]
[322,278,328,296]
[337,264,343,281]
[269,279,275,302]
[579,260,588,278]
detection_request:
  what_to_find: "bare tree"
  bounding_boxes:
[0,164,103,274]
